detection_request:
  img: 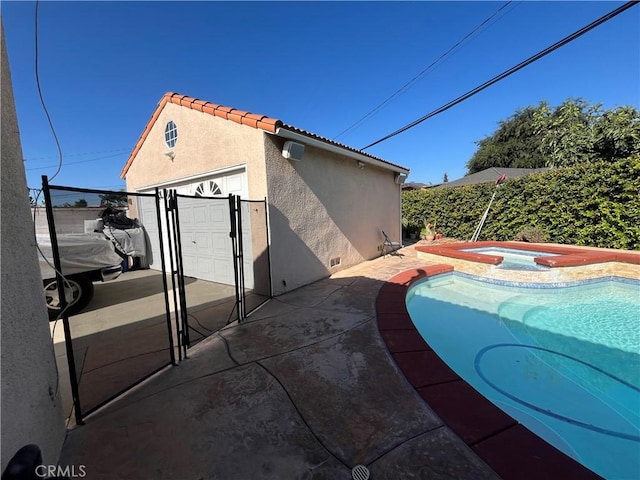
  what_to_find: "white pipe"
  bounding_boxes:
[471,191,497,242]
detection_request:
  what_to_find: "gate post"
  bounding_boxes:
[163,189,183,362]
[235,195,246,319]
[170,191,190,353]
[41,175,84,425]
[155,188,177,366]
[228,194,243,323]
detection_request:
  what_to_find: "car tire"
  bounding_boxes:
[44,274,94,320]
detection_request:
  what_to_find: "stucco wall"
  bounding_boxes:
[264,135,402,295]
[1,22,65,471]
[32,207,106,235]
[124,102,268,215]
[122,100,404,296]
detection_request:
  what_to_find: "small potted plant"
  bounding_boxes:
[422,220,436,241]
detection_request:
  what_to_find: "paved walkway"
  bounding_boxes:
[59,242,499,479]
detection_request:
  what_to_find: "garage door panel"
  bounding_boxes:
[196,258,214,279]
[181,254,198,278]
[208,203,228,227]
[138,196,161,269]
[177,197,233,285]
[213,258,232,283]
[211,233,229,256]
[180,232,196,255]
[140,168,252,288]
[226,174,243,194]
[193,205,208,226]
[193,232,211,251]
[180,207,195,226]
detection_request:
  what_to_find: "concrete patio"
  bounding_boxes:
[58,242,499,479]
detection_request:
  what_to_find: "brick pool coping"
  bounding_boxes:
[376,265,603,480]
[415,240,640,268]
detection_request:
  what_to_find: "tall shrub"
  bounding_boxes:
[402,155,640,250]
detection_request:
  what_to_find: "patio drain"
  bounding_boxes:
[351,464,370,480]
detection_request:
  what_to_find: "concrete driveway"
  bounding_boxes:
[51,269,245,416]
[57,246,498,479]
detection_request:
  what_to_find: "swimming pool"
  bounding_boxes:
[461,247,559,270]
[406,273,640,480]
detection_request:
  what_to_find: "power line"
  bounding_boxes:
[28,184,126,192]
[24,147,130,161]
[333,1,515,141]
[361,1,639,151]
[34,0,65,181]
[25,152,128,171]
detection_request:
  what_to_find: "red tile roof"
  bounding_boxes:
[120,92,407,178]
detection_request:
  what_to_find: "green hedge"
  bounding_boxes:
[402,155,640,250]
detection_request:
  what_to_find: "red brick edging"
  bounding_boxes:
[376,265,602,480]
[415,241,640,267]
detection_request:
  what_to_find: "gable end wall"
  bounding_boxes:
[124,103,268,213]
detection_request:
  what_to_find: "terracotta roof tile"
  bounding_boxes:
[121,92,408,178]
[201,104,216,115]
[226,110,247,124]
[241,116,259,129]
[191,99,207,112]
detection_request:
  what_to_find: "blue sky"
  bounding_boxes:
[3,1,639,193]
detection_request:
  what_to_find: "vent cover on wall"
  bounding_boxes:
[282,141,305,161]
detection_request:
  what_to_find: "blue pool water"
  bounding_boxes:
[406,273,640,479]
[461,247,560,270]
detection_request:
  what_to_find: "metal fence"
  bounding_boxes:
[39,176,271,423]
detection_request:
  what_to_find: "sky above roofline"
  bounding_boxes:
[2,1,638,192]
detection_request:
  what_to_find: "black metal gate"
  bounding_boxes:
[39,177,271,424]
[168,192,272,356]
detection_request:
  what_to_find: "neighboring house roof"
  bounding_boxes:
[431,167,550,188]
[120,92,409,178]
[401,182,429,190]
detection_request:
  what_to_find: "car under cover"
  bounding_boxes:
[37,233,123,278]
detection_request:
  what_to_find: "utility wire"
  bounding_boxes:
[333,1,515,141]
[25,148,130,161]
[362,1,639,150]
[26,152,128,171]
[34,0,64,181]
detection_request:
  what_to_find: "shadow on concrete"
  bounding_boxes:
[57,248,501,479]
[83,270,196,313]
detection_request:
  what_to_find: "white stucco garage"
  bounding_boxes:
[136,167,253,288]
[121,92,409,295]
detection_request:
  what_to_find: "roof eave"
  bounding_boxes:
[120,95,171,179]
[272,127,410,175]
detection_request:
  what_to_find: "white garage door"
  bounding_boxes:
[137,168,254,289]
[177,196,234,285]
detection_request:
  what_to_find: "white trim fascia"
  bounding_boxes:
[272,128,410,175]
[135,164,247,192]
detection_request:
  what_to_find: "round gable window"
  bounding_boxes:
[194,180,222,197]
[164,121,178,148]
